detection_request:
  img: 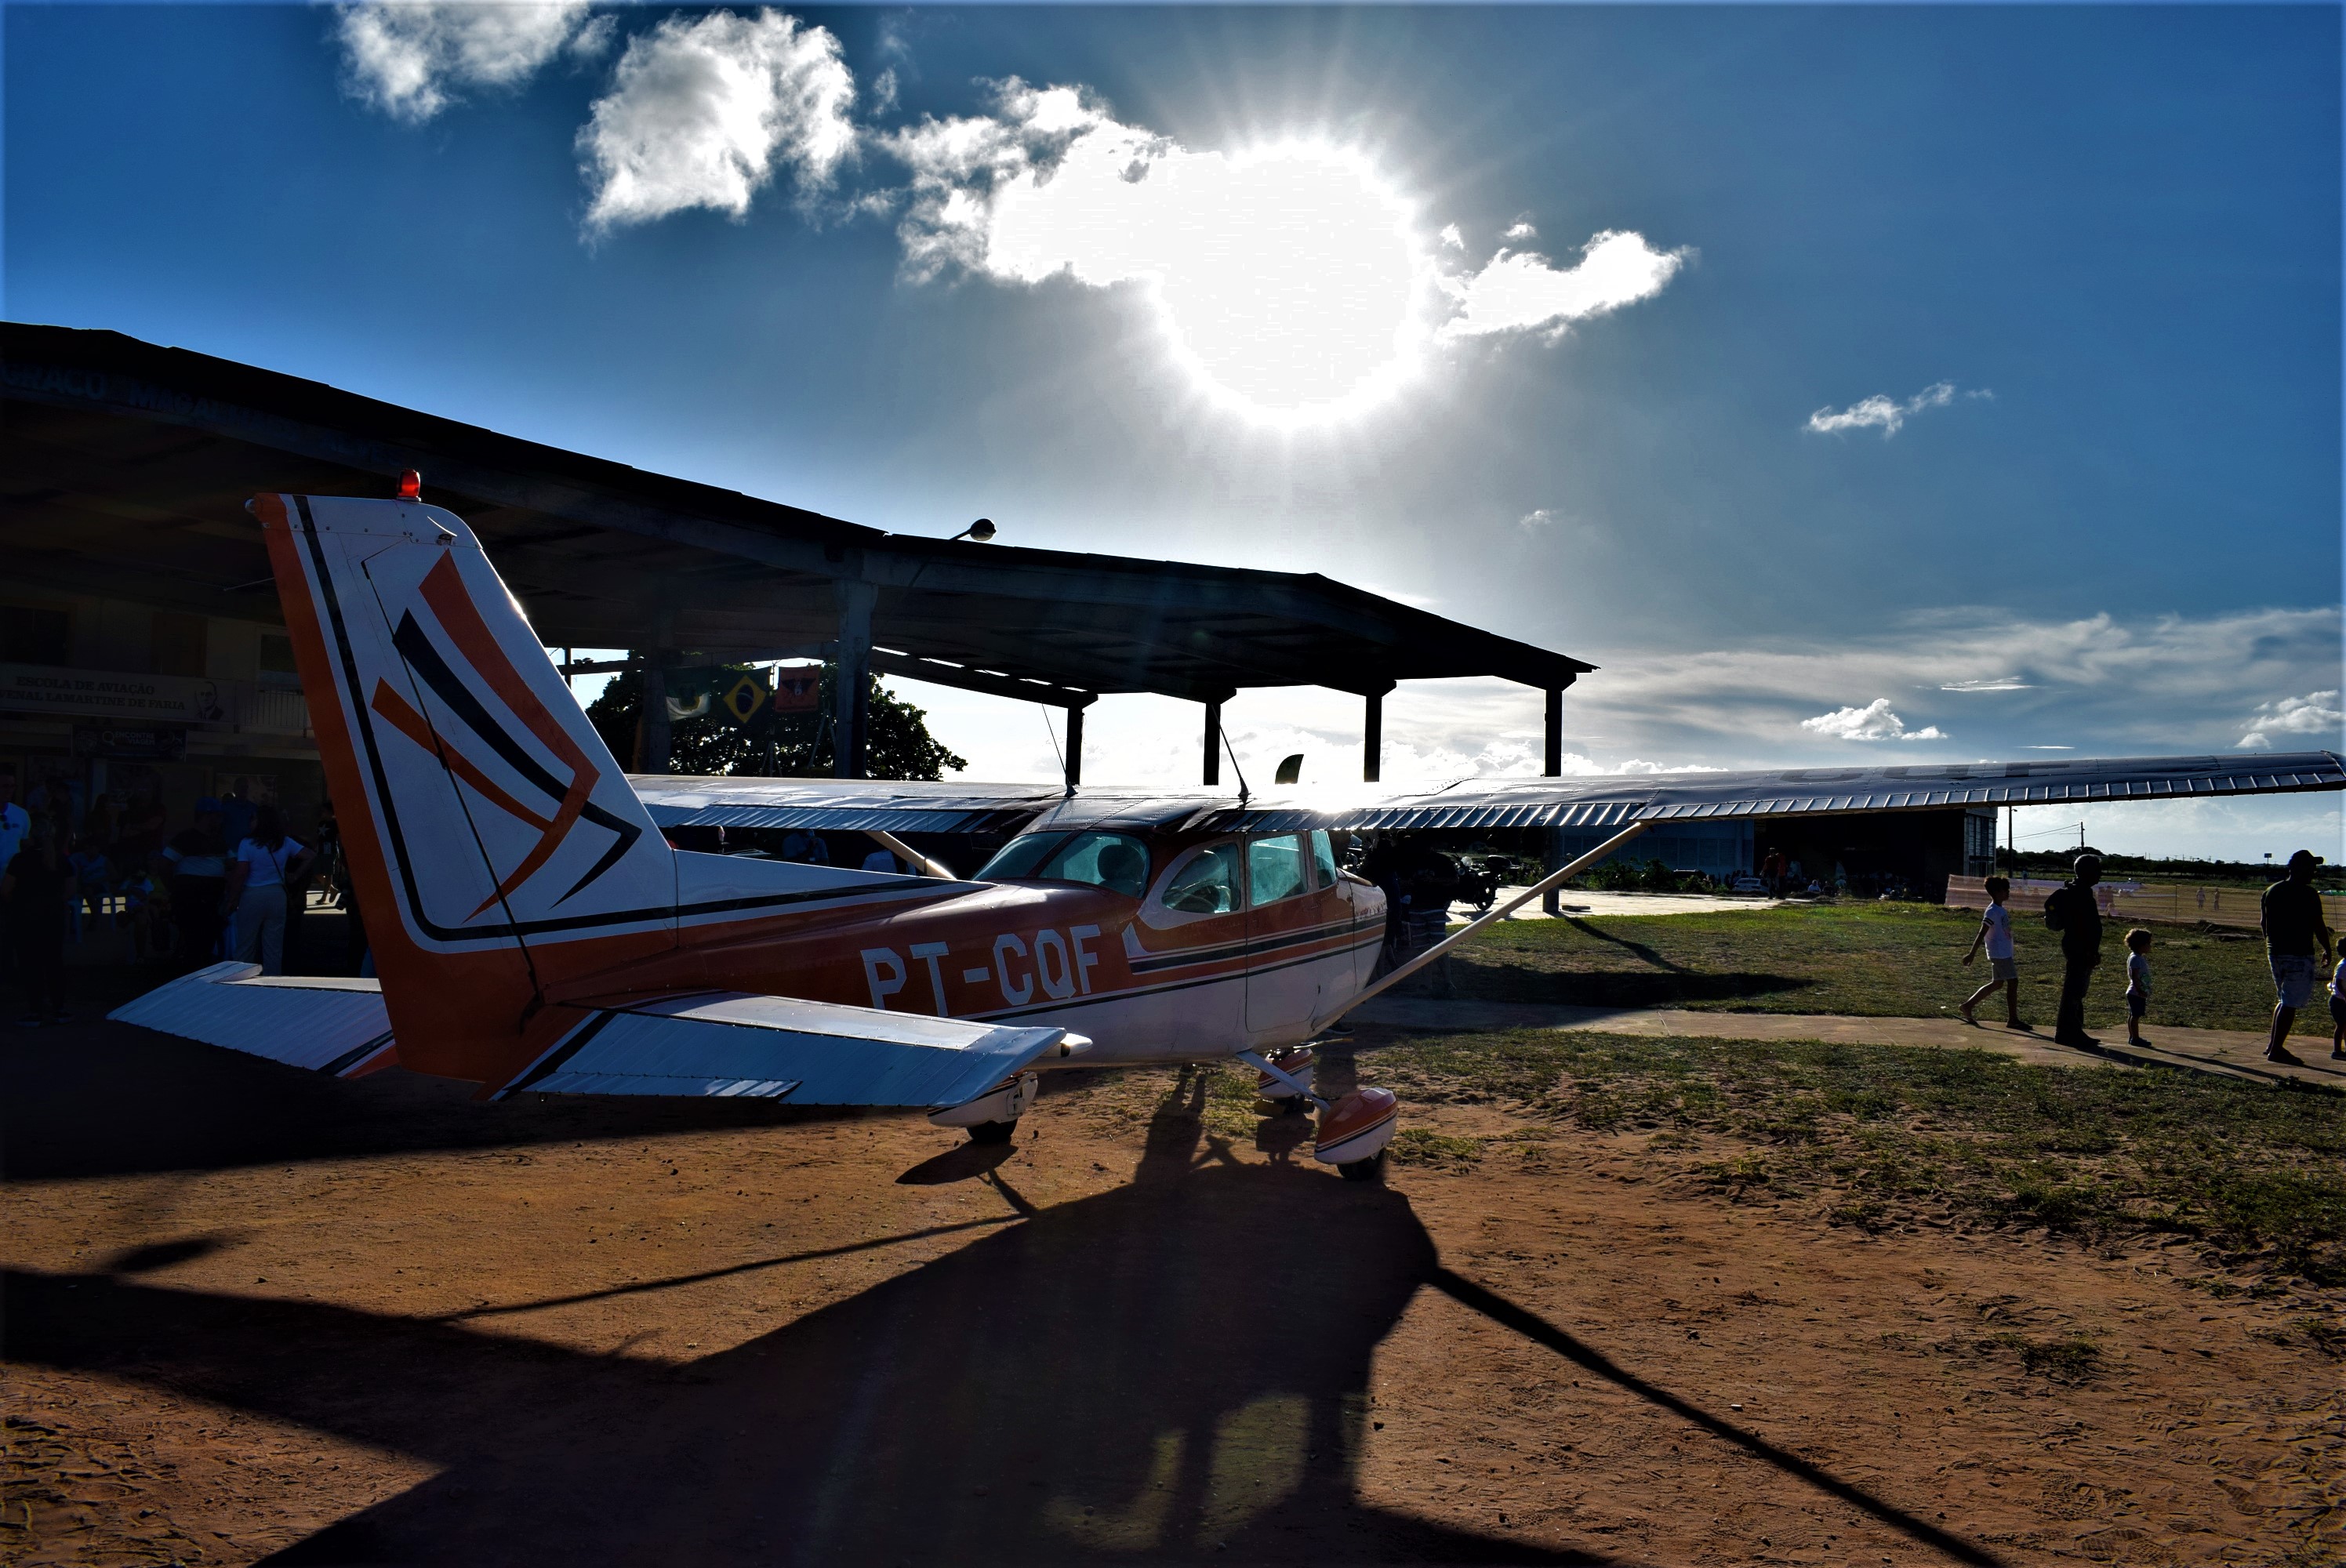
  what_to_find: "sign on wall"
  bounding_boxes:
[0,662,224,724]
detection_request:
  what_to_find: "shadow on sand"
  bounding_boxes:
[8,1067,1585,1565]
[2,1018,888,1181]
[9,1054,2002,1565]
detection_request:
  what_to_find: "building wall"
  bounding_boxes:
[1555,818,1755,878]
[0,590,325,842]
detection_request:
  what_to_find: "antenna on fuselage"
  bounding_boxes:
[1221,727,1251,804]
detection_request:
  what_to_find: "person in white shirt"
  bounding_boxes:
[2123,927,2152,1046]
[2330,953,2345,1061]
[1959,875,2025,1029]
[223,804,314,976]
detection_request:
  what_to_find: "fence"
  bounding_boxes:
[1946,875,2346,931]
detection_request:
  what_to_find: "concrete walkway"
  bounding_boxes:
[1351,995,2346,1091]
[1447,887,1783,922]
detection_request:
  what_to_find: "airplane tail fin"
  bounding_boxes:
[256,492,680,1080]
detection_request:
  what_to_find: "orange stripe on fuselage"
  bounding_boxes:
[414,553,600,912]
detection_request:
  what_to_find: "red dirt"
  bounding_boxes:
[3,1020,2339,1566]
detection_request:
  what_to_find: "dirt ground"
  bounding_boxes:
[4,1016,2341,1566]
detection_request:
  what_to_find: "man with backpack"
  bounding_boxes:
[2043,852,2105,1047]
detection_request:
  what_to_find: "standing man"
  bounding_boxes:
[2043,852,2105,1047]
[2259,850,2333,1067]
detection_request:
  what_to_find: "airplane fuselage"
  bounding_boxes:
[549,823,1387,1068]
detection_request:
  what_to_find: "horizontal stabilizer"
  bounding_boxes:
[499,992,1071,1105]
[108,964,398,1078]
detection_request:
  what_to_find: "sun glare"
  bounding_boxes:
[1145,142,1429,428]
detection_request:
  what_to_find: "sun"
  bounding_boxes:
[1140,142,1430,428]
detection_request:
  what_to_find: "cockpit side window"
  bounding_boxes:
[976,830,1150,897]
[1309,829,1338,887]
[1247,834,1309,908]
[1158,841,1243,916]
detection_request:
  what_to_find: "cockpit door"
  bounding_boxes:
[1244,833,1326,1035]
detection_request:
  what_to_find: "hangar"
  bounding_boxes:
[2,325,1593,835]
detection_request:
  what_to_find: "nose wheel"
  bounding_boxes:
[1238,1053,1399,1180]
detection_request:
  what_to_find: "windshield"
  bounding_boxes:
[975,831,1150,897]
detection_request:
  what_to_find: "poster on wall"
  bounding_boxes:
[0,662,226,724]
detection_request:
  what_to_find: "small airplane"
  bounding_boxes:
[112,490,2346,1179]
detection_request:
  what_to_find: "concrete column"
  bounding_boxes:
[641,660,671,774]
[1363,689,1383,783]
[1203,699,1222,787]
[1543,685,1564,913]
[1062,704,1084,790]
[833,580,875,779]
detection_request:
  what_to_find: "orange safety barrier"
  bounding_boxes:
[1945,875,2346,931]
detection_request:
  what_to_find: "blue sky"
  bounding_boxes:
[8,3,2341,856]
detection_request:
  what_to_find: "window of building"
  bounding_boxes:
[151,612,207,677]
[2,607,70,666]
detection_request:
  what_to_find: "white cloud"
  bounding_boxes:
[1502,219,1537,241]
[1436,230,1687,341]
[335,0,598,122]
[1438,223,1464,249]
[882,83,1433,422]
[1940,677,2032,691]
[1806,380,1988,437]
[1518,508,1557,532]
[578,9,856,234]
[1799,699,1947,742]
[2237,689,2342,750]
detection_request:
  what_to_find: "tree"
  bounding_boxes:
[584,664,967,780]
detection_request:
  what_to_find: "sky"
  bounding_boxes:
[6,2,2341,858]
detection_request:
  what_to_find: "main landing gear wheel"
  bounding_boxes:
[1313,1087,1399,1177]
[967,1120,1018,1145]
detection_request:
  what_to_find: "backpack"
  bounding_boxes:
[2042,886,2067,932]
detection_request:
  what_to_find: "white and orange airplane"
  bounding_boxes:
[112,492,2346,1178]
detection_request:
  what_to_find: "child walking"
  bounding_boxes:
[1959,875,2025,1028]
[2123,927,2152,1046]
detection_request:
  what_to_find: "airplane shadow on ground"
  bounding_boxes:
[0,1021,889,1181]
[6,1064,2003,1566]
[7,1068,1591,1566]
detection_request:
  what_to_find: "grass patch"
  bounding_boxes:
[1388,1129,1486,1170]
[1372,1028,2346,1282]
[1451,901,2312,1035]
[1980,1331,2102,1383]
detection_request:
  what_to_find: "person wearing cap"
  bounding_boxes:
[2259,849,2333,1067]
[2041,852,2105,1047]
[157,797,230,972]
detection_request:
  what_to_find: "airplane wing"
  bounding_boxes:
[108,963,400,1078]
[111,965,1073,1108]
[492,992,1072,1104]
[1230,750,2346,832]
[630,750,2346,837]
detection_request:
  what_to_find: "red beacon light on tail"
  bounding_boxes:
[396,469,423,501]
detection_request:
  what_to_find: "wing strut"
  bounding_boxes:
[1313,820,1654,1030]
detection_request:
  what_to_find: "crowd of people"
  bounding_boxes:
[1955,850,2342,1065]
[0,764,336,1025]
